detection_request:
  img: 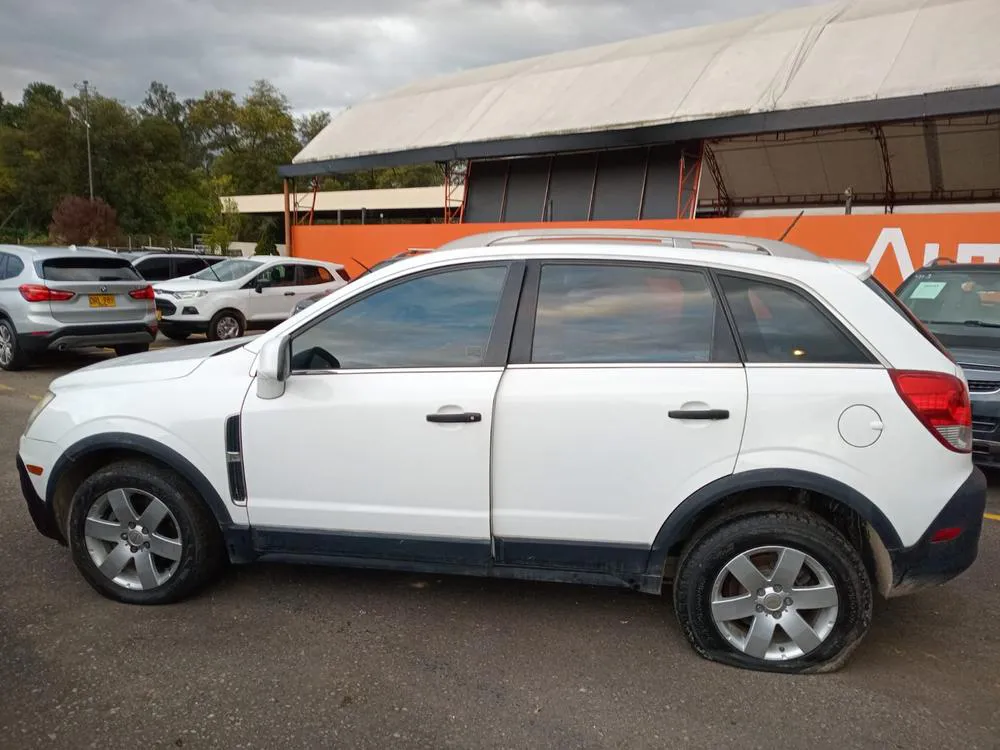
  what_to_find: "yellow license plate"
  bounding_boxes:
[88,294,116,308]
[156,309,163,320]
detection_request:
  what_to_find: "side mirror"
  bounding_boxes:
[254,280,265,294]
[256,335,290,400]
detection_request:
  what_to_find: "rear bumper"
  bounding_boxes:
[16,456,64,544]
[971,439,1000,469]
[18,323,157,353]
[888,468,986,594]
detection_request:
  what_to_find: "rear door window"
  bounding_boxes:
[298,265,331,285]
[174,257,209,277]
[39,257,141,282]
[719,274,873,364]
[135,256,172,281]
[530,263,738,364]
[6,255,24,279]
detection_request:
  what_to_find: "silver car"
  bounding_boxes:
[0,245,158,371]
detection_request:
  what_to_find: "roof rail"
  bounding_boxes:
[435,227,821,261]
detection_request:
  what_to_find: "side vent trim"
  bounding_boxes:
[224,414,248,506]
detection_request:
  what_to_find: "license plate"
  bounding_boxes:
[88,294,116,308]
[156,309,163,320]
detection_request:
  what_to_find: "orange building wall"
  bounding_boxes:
[291,213,1000,290]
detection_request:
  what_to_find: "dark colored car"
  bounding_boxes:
[291,249,430,315]
[896,260,1000,467]
[119,251,228,282]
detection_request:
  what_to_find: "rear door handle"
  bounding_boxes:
[427,412,482,424]
[668,409,730,421]
[284,291,296,296]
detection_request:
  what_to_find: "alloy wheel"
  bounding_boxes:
[216,316,240,339]
[84,488,183,590]
[0,323,13,367]
[710,545,840,660]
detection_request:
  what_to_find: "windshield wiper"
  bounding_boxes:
[923,319,1000,329]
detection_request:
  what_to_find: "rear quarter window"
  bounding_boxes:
[39,257,141,282]
[719,274,874,364]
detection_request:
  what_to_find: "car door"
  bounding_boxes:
[246,263,300,321]
[240,261,523,567]
[490,261,749,573]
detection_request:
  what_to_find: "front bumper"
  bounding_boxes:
[16,456,64,544]
[888,468,986,594]
[18,323,157,354]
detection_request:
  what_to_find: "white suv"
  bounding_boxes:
[153,256,349,340]
[17,230,986,673]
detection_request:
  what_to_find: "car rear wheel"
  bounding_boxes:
[673,508,872,673]
[67,460,225,605]
[0,319,27,371]
[208,310,245,341]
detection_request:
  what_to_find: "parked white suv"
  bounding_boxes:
[17,230,986,673]
[154,256,349,340]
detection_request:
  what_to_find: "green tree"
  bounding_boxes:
[296,110,331,146]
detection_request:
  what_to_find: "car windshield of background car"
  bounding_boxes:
[191,259,260,282]
[897,270,1000,328]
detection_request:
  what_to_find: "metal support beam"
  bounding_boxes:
[307,177,320,226]
[282,179,292,256]
[922,119,945,200]
[703,145,732,217]
[676,141,705,219]
[441,161,468,223]
[872,125,896,214]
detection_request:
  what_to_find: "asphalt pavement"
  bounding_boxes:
[1,344,999,749]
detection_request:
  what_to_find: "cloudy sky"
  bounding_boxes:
[0,0,831,113]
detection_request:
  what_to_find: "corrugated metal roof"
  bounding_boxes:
[289,0,1000,174]
[226,186,455,214]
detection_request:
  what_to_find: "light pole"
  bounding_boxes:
[74,80,94,201]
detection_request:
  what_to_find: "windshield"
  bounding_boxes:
[896,269,1000,327]
[191,258,261,282]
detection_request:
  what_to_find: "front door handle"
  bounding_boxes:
[427,412,482,424]
[284,291,296,297]
[668,409,730,421]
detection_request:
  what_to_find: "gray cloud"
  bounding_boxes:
[0,0,830,113]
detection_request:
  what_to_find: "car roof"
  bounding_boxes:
[0,244,123,261]
[389,229,871,281]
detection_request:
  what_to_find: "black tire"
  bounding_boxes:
[207,310,245,341]
[113,343,150,357]
[160,327,190,341]
[0,318,28,371]
[67,460,225,605]
[673,507,872,674]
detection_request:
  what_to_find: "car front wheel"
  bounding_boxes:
[67,460,224,604]
[673,508,872,673]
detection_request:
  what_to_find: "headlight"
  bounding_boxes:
[174,290,208,300]
[25,391,55,433]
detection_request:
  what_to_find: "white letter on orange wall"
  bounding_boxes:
[866,228,914,279]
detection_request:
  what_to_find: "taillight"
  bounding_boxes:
[18,284,75,302]
[890,369,972,453]
[129,285,155,300]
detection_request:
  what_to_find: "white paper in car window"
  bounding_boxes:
[909,281,947,300]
